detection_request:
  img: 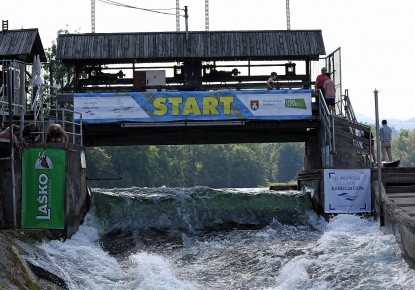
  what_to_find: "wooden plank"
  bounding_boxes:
[335,130,370,148]
[381,174,415,183]
[56,30,325,62]
[334,117,371,132]
[389,197,415,206]
[387,185,415,193]
[336,139,369,155]
[388,193,415,198]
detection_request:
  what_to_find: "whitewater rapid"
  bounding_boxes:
[23,187,415,289]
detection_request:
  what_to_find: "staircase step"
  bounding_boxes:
[388,192,415,198]
[386,185,415,194]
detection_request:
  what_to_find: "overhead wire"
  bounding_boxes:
[97,0,179,16]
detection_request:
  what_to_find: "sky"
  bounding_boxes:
[2,0,415,122]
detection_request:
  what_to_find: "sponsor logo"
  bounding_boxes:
[337,192,358,201]
[35,152,53,169]
[285,98,307,109]
[36,173,51,220]
[250,100,259,111]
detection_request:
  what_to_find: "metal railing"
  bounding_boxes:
[0,100,25,129]
[318,90,334,168]
[318,86,373,169]
[342,89,357,123]
[23,108,83,146]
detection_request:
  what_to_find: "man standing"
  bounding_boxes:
[323,73,335,114]
[315,67,327,97]
[379,119,393,162]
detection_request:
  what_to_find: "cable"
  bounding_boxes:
[87,168,123,181]
[97,0,179,16]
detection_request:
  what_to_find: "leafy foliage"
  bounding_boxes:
[43,28,77,106]
[85,143,304,188]
[393,129,415,167]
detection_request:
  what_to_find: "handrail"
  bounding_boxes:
[318,88,372,168]
[342,89,357,123]
[41,108,83,146]
[0,100,25,127]
[318,90,334,167]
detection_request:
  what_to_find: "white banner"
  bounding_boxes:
[74,95,149,121]
[73,90,312,123]
[236,92,311,117]
[324,169,371,213]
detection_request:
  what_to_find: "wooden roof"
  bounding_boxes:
[0,29,47,63]
[56,30,325,65]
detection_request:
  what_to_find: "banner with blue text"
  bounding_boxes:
[21,148,65,229]
[323,169,371,213]
[74,90,312,124]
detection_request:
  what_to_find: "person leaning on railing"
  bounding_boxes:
[0,125,21,149]
[44,124,69,149]
[22,123,41,148]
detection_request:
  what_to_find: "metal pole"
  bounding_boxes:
[286,0,290,30]
[184,6,189,40]
[7,66,17,230]
[205,0,209,31]
[176,0,180,31]
[91,0,96,33]
[374,89,384,226]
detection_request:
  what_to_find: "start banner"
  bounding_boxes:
[73,90,312,124]
[21,148,65,229]
[323,169,371,213]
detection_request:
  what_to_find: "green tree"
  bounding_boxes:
[227,144,266,187]
[393,129,415,167]
[44,28,76,104]
[194,144,231,188]
[262,143,282,183]
[275,143,304,182]
[85,147,116,187]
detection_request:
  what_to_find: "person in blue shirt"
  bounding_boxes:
[379,119,393,161]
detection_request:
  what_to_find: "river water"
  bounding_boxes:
[24,187,415,289]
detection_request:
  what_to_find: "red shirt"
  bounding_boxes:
[315,74,326,88]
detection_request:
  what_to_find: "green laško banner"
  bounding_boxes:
[21,148,66,229]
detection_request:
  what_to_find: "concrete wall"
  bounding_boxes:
[304,136,322,170]
[0,143,89,238]
[297,170,324,215]
[373,180,415,268]
[0,146,19,228]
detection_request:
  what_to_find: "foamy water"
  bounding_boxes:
[23,188,415,289]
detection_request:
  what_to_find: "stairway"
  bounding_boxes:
[328,116,371,169]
